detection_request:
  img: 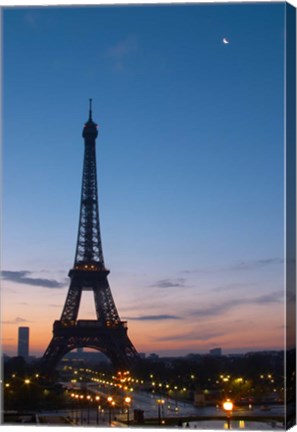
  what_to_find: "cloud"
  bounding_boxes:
[108,36,138,58]
[23,11,39,28]
[123,314,182,321]
[2,270,66,289]
[182,257,283,274]
[190,290,283,318]
[108,36,138,72]
[227,258,283,271]
[256,291,284,304]
[156,330,223,342]
[212,282,254,293]
[150,278,186,288]
[191,302,239,318]
[2,317,30,325]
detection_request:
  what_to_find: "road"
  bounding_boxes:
[83,383,285,425]
[40,382,284,428]
[85,383,284,419]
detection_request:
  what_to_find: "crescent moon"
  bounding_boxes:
[223,38,229,44]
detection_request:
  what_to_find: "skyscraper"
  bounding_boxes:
[18,327,29,360]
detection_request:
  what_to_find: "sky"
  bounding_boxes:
[1,2,288,358]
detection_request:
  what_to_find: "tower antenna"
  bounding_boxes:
[89,98,93,120]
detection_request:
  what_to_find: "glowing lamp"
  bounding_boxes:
[223,400,233,412]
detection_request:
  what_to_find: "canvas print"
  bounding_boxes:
[1,1,296,430]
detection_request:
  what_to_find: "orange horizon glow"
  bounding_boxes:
[2,287,285,358]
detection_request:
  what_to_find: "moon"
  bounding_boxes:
[222,37,229,44]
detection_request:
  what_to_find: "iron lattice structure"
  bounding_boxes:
[41,101,139,373]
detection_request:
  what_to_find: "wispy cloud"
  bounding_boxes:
[108,36,139,72]
[256,291,284,304]
[227,258,283,271]
[190,290,283,318]
[182,258,283,274]
[212,282,254,293]
[150,278,186,289]
[23,11,40,28]
[123,314,182,321]
[156,330,223,342]
[2,317,30,325]
[2,270,66,289]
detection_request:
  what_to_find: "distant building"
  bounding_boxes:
[148,353,159,361]
[209,347,222,357]
[18,327,29,360]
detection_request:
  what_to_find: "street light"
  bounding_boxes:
[70,393,76,423]
[74,394,79,423]
[80,395,84,424]
[86,395,91,424]
[107,396,115,426]
[157,399,165,425]
[223,399,233,429]
[95,396,100,425]
[124,396,132,425]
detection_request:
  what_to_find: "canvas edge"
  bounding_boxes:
[285,1,297,430]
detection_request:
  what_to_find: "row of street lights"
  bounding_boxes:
[70,392,101,424]
[69,392,133,426]
[107,395,132,426]
[69,385,233,428]
[106,394,233,428]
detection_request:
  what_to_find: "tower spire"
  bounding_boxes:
[89,98,93,120]
[77,101,102,266]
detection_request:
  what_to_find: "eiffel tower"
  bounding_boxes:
[40,100,139,373]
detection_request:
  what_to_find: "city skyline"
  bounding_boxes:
[2,3,286,358]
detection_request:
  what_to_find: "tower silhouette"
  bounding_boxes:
[41,101,139,373]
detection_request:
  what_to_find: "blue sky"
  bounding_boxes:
[2,3,286,356]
